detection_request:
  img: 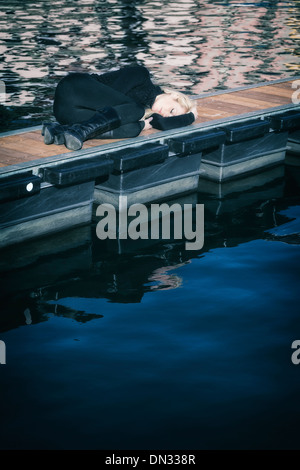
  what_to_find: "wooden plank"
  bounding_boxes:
[0,135,72,157]
[0,132,41,144]
[209,92,283,109]
[24,131,48,142]
[222,90,290,106]
[196,108,233,120]
[271,81,295,89]
[84,137,123,147]
[0,146,39,164]
[198,97,255,113]
[252,85,293,98]
[233,89,292,105]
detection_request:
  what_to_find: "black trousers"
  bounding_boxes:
[53,73,145,127]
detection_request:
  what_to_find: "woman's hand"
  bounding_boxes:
[143,117,153,130]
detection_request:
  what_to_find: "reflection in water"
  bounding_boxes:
[148,262,188,291]
[1,163,299,332]
[0,0,299,130]
[0,161,299,450]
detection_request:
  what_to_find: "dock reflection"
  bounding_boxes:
[1,161,299,332]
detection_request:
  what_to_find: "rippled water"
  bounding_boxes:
[0,0,300,130]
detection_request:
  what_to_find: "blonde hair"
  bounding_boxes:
[143,88,194,120]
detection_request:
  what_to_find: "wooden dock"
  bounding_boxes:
[0,76,299,248]
[0,77,299,175]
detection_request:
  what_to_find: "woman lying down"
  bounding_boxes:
[42,65,198,151]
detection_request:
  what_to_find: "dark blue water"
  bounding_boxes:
[1,164,300,450]
[1,0,300,450]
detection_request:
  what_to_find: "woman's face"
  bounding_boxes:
[151,93,186,117]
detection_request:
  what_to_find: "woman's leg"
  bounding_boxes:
[53,73,144,125]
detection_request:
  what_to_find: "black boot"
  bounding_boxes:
[42,122,68,145]
[63,107,121,151]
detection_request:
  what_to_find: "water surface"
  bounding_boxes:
[1,164,300,449]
